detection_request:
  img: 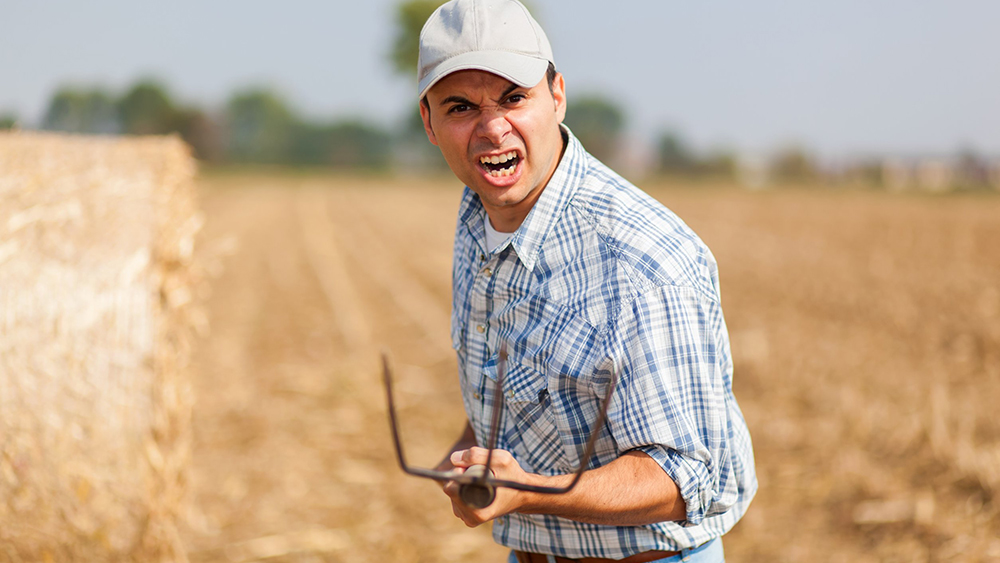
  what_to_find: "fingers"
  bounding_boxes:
[453,501,483,527]
[450,446,509,468]
[442,476,486,528]
[442,449,496,528]
[450,494,488,528]
[441,466,464,493]
[450,447,480,468]
[441,447,525,527]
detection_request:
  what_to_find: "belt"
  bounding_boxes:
[513,549,680,563]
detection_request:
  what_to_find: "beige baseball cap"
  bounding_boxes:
[417,0,555,100]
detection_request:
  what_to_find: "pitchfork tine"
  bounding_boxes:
[456,343,506,508]
[482,343,506,477]
[382,346,619,508]
[382,353,410,472]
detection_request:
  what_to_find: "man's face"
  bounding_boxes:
[420,69,567,231]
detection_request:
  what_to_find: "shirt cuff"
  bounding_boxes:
[636,444,713,527]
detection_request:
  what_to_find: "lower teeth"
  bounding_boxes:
[489,166,514,177]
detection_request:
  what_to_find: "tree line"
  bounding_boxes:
[19,80,392,169]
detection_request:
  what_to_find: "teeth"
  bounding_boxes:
[480,151,518,165]
[488,164,516,177]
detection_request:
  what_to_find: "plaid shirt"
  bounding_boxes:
[451,127,756,558]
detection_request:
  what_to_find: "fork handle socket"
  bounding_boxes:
[459,464,496,508]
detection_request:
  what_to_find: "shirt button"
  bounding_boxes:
[476,324,485,334]
[479,253,486,262]
[508,390,515,398]
[482,267,493,276]
[473,392,481,400]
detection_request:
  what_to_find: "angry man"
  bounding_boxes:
[416,1,757,561]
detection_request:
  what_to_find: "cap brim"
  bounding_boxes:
[418,51,550,100]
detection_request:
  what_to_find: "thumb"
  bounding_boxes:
[450,449,471,467]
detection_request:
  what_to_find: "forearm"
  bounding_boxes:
[517,450,687,526]
[435,422,477,472]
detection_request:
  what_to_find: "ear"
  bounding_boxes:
[551,72,567,124]
[419,100,438,146]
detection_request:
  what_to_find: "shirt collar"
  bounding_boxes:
[456,125,589,271]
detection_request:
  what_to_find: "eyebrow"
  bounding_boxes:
[437,84,524,108]
[499,83,521,100]
[439,95,473,107]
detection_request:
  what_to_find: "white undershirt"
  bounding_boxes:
[484,216,515,252]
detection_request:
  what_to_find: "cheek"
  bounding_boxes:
[512,120,545,163]
[437,124,475,161]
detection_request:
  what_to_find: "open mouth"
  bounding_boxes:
[479,151,520,177]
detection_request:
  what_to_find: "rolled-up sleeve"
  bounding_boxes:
[600,284,748,526]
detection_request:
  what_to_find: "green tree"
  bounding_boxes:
[327,121,393,169]
[656,132,697,174]
[174,108,225,162]
[286,120,392,169]
[288,122,333,165]
[42,87,120,134]
[0,113,17,130]
[700,150,737,179]
[118,80,178,135]
[388,1,454,170]
[225,89,297,163]
[564,95,625,165]
[389,0,447,77]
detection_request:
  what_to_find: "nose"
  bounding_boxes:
[476,107,511,145]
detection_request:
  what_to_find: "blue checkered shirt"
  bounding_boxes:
[450,127,756,558]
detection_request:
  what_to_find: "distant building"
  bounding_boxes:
[616,135,657,180]
[915,159,955,192]
[871,155,998,192]
[881,158,910,192]
[736,153,770,190]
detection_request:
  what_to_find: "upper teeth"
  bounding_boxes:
[481,151,517,165]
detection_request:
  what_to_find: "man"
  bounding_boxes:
[417,1,756,561]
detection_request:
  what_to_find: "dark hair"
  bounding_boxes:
[421,62,558,115]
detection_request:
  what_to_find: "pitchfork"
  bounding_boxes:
[382,343,617,508]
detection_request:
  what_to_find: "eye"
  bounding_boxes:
[448,104,472,114]
[505,93,526,105]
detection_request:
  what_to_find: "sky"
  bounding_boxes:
[3,0,999,159]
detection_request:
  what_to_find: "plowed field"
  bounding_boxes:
[181,173,1000,562]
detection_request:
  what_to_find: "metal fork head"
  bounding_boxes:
[382,342,618,508]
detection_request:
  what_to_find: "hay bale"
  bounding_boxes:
[0,132,202,562]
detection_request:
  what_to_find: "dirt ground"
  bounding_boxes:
[180,172,1000,562]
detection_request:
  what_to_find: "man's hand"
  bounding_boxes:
[435,425,686,528]
[442,446,532,527]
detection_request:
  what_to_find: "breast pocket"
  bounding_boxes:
[484,359,569,474]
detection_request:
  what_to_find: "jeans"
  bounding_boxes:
[507,538,724,563]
